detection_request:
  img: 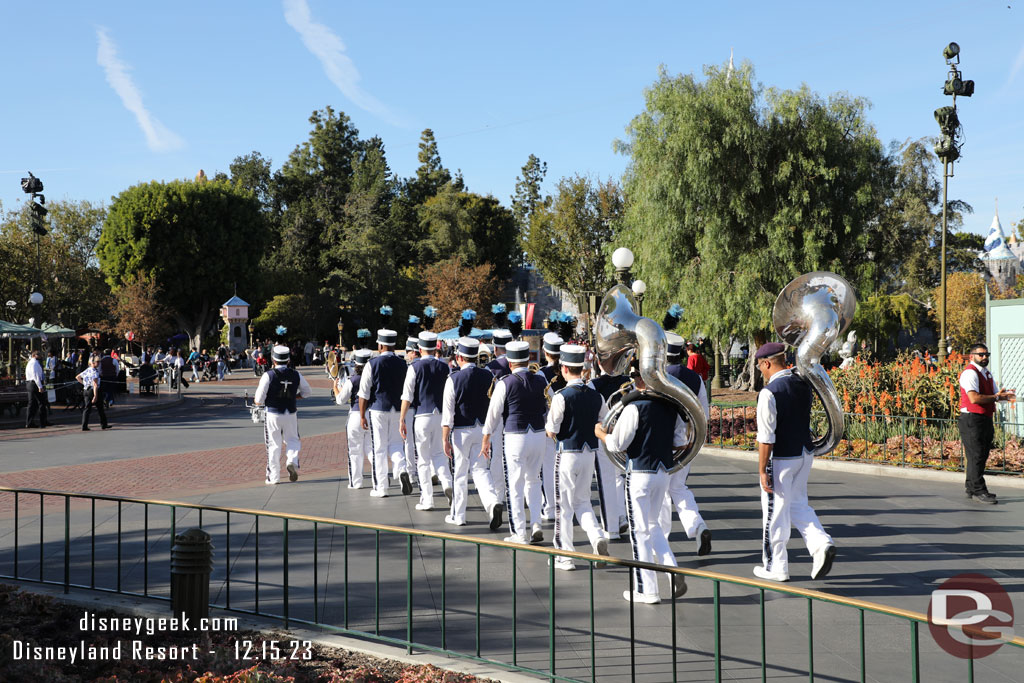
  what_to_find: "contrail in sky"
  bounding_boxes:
[1008,43,1024,87]
[282,0,404,126]
[96,27,184,152]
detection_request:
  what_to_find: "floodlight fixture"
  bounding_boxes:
[934,106,959,133]
[933,134,960,162]
[20,172,43,194]
[943,42,960,62]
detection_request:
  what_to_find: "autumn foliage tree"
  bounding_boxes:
[421,257,501,331]
[106,271,174,350]
[932,272,985,353]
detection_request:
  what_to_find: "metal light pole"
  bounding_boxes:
[934,42,973,364]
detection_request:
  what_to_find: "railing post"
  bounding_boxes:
[283,518,289,629]
[406,535,413,654]
[63,496,70,593]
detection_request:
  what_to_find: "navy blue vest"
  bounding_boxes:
[451,365,493,428]
[367,353,406,412]
[502,370,548,433]
[265,367,300,414]
[556,383,602,451]
[412,356,449,415]
[591,374,628,403]
[624,398,678,471]
[486,354,511,379]
[347,372,361,407]
[667,363,703,397]
[766,372,813,458]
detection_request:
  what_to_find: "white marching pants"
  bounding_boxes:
[489,423,506,503]
[554,448,607,555]
[369,409,403,494]
[346,409,369,488]
[415,413,452,505]
[450,427,500,523]
[594,444,625,535]
[403,411,417,481]
[265,411,300,484]
[540,439,556,518]
[625,469,675,599]
[760,453,833,576]
[659,464,706,538]
[502,430,545,541]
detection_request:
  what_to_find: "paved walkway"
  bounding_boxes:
[0,381,1022,681]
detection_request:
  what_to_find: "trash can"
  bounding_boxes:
[170,528,214,623]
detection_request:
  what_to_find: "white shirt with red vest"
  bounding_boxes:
[959,361,998,415]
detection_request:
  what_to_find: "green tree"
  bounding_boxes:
[852,293,923,357]
[523,175,621,309]
[0,199,111,328]
[251,294,318,341]
[931,272,985,352]
[512,155,549,264]
[617,61,893,387]
[97,179,269,349]
[229,151,274,211]
[420,186,518,282]
[408,128,461,205]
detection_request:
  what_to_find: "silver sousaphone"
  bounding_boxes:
[772,272,856,456]
[594,283,707,473]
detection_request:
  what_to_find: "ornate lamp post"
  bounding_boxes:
[934,42,973,363]
[631,279,647,316]
[612,247,635,285]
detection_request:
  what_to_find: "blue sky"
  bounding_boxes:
[2,1,1022,239]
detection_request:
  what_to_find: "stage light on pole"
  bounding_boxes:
[942,42,960,62]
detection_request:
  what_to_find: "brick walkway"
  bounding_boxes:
[0,429,349,513]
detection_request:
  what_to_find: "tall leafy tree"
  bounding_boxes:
[97,179,269,349]
[421,256,501,330]
[420,186,519,282]
[512,154,549,264]
[408,128,461,205]
[523,175,621,309]
[932,272,985,352]
[0,199,110,328]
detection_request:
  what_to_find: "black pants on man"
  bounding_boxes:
[82,386,108,429]
[958,412,994,496]
[26,384,50,428]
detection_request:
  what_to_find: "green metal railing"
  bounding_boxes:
[709,403,1024,475]
[2,486,1022,682]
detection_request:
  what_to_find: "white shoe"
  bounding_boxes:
[444,515,466,526]
[348,482,363,490]
[811,544,836,580]
[265,480,279,485]
[552,557,576,571]
[531,524,544,544]
[504,535,530,545]
[369,489,388,498]
[591,538,610,568]
[695,525,712,556]
[753,566,789,582]
[415,502,433,511]
[622,590,660,605]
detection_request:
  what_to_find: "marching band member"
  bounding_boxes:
[442,337,504,528]
[538,332,565,521]
[482,340,548,544]
[754,342,836,582]
[486,325,513,505]
[546,344,611,570]
[660,333,712,556]
[336,349,373,489]
[358,328,410,498]
[595,367,688,605]
[254,345,313,485]
[401,331,454,510]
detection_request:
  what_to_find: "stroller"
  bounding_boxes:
[253,352,268,377]
[201,357,219,382]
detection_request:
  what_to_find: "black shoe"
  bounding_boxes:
[82,426,90,431]
[671,575,688,599]
[431,474,440,486]
[101,425,112,430]
[971,493,997,505]
[444,487,453,504]
[489,503,504,531]
[400,472,412,495]
[697,528,712,557]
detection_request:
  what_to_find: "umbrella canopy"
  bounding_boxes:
[0,320,42,338]
[37,323,77,338]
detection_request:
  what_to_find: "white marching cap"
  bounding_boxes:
[417,331,438,348]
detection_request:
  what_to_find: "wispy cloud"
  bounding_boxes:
[96,27,183,152]
[282,0,402,126]
[1008,44,1024,88]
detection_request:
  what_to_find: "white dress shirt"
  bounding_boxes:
[755,368,793,445]
[254,365,313,404]
[25,358,45,390]
[959,361,999,413]
[602,401,688,453]
[545,378,609,435]
[335,376,354,406]
[357,351,395,402]
[483,367,533,436]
